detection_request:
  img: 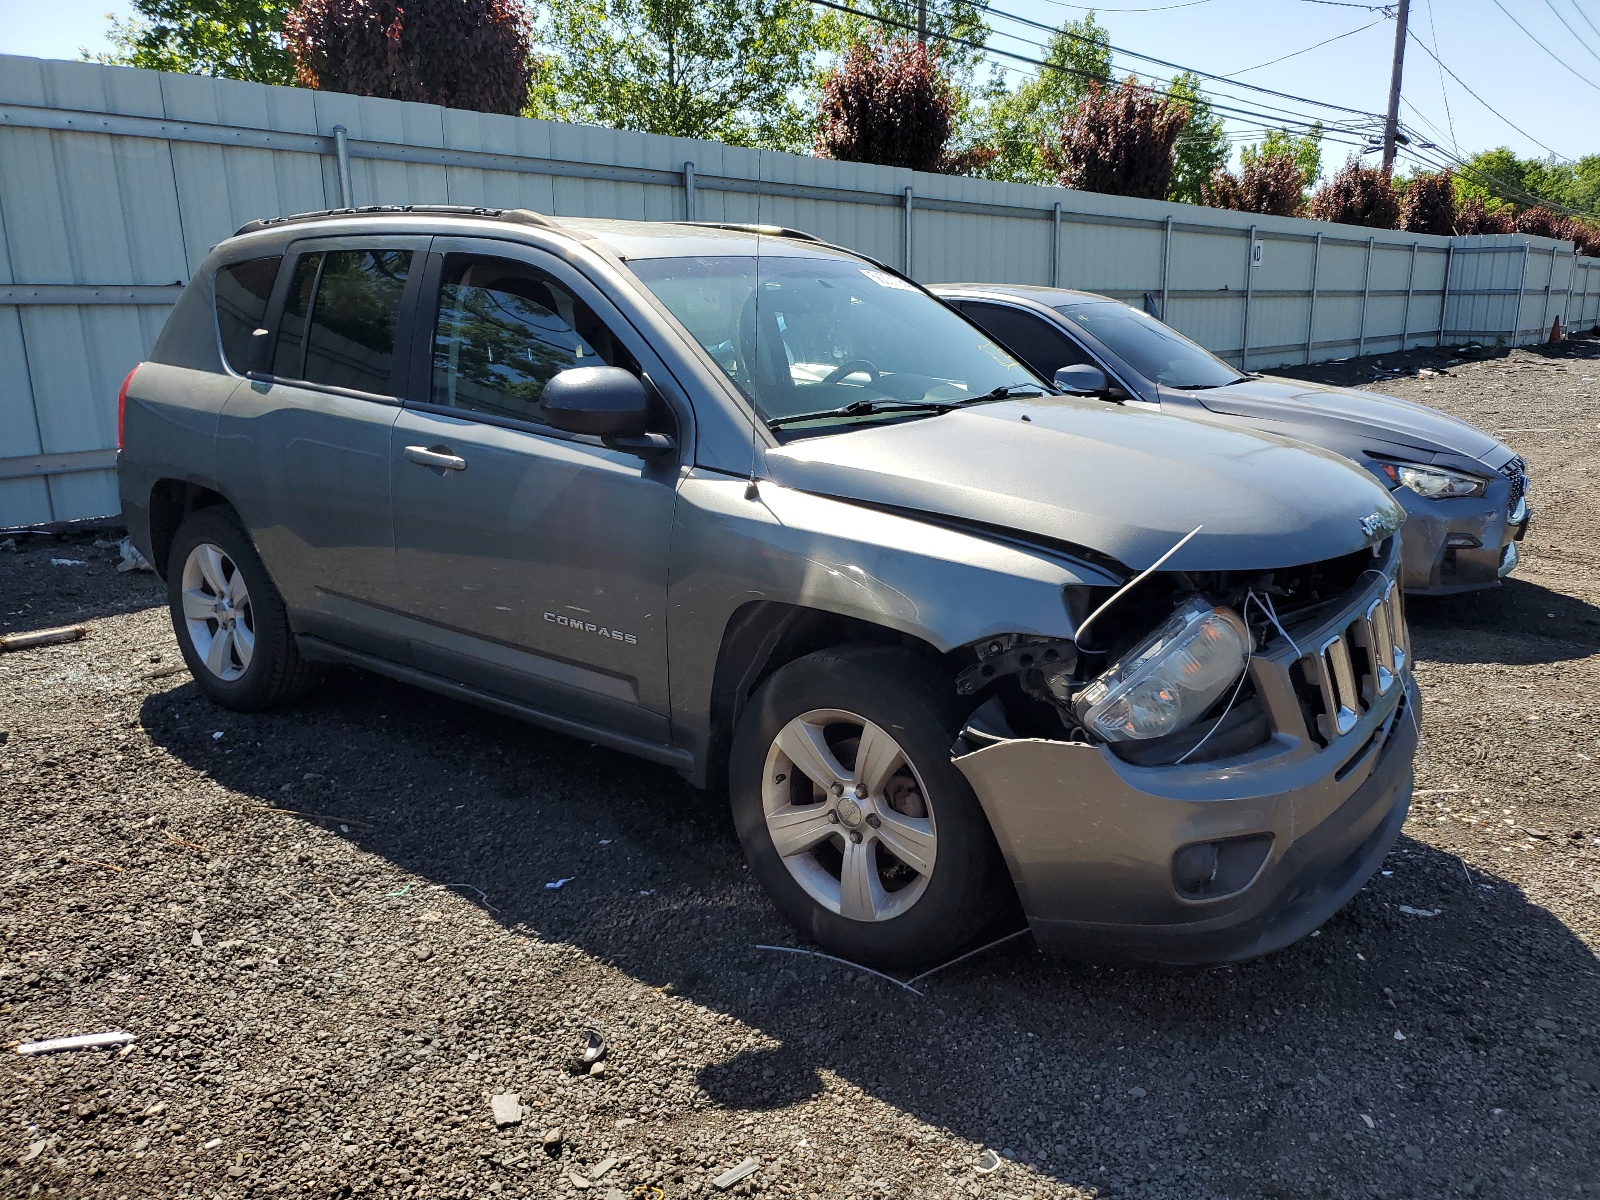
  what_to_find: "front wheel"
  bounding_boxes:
[730,646,1015,971]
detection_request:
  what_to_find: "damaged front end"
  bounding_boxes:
[948,536,1418,965]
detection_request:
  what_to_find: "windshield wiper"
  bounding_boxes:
[968,383,1046,402]
[766,399,958,429]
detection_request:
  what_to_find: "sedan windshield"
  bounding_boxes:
[1055,300,1245,390]
[628,253,1041,431]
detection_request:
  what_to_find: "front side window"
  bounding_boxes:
[430,257,635,425]
[627,253,1040,433]
[961,301,1094,379]
[270,248,413,394]
[1055,300,1244,390]
[215,256,281,374]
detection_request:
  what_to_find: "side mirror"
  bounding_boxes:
[542,366,676,458]
[1053,363,1109,397]
[245,327,272,376]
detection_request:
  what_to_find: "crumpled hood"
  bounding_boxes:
[1191,377,1502,462]
[762,396,1404,572]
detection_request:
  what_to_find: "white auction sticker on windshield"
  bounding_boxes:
[859,268,918,292]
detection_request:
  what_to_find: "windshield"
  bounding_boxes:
[1055,300,1245,390]
[628,253,1041,430]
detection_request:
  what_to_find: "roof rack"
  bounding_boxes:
[233,205,560,238]
[677,222,826,243]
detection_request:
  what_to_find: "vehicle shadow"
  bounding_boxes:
[138,668,1600,1200]
[1408,576,1600,665]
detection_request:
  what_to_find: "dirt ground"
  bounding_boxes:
[3,339,1599,1200]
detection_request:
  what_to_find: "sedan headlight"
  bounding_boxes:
[1375,460,1488,499]
[1072,599,1251,742]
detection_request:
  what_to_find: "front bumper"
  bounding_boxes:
[953,551,1418,965]
[1398,478,1529,596]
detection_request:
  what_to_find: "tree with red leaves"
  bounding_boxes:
[1454,196,1513,235]
[1308,157,1400,230]
[1201,146,1306,217]
[1041,77,1189,201]
[283,0,533,115]
[1398,170,1455,236]
[816,39,954,172]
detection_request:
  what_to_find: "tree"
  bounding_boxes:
[1308,157,1399,229]
[530,0,822,150]
[1165,72,1226,205]
[1041,76,1189,200]
[1202,146,1306,217]
[816,38,953,172]
[1454,195,1513,236]
[284,0,534,114]
[1398,169,1455,236]
[973,14,1112,185]
[93,0,296,84]
[1241,123,1321,191]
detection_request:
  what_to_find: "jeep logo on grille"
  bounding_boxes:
[1360,510,1393,538]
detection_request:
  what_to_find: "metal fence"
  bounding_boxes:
[2,53,1597,527]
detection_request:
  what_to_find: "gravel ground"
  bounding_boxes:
[3,339,1599,1200]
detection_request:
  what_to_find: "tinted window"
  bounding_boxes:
[215,256,281,373]
[272,255,319,378]
[431,257,635,425]
[302,250,413,394]
[1055,300,1244,389]
[961,302,1093,378]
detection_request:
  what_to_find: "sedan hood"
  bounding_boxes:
[762,397,1403,572]
[1192,377,1502,462]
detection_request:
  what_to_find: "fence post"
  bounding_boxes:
[333,126,354,209]
[1563,251,1578,331]
[1513,244,1530,346]
[683,161,696,222]
[1052,202,1062,288]
[1160,214,1173,319]
[1538,244,1558,339]
[1400,242,1417,353]
[1438,244,1454,346]
[1304,232,1322,364]
[1357,236,1374,358]
[903,186,914,276]
[1241,223,1256,371]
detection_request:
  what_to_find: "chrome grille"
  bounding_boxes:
[1500,456,1528,512]
[1301,578,1408,744]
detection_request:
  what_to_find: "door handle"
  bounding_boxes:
[404,445,467,471]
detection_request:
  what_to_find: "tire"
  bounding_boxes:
[166,506,318,711]
[730,645,1016,971]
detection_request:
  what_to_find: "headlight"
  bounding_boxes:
[1375,460,1488,499]
[1072,599,1251,742]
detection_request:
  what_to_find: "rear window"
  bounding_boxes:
[272,249,413,395]
[214,256,281,374]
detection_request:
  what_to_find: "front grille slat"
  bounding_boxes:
[1500,456,1528,515]
[1300,575,1408,746]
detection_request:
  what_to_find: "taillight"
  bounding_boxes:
[117,364,140,449]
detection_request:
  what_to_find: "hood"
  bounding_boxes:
[762,397,1404,573]
[1190,377,1502,463]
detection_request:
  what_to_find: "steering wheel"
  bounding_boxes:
[822,359,880,385]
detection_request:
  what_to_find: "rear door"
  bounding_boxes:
[216,235,426,658]
[386,238,683,742]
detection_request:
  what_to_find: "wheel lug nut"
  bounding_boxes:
[828,810,840,824]
[830,783,843,797]
[865,813,880,828]
[848,830,863,843]
[853,785,867,799]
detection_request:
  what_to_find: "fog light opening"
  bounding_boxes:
[1172,834,1274,900]
[1444,533,1481,549]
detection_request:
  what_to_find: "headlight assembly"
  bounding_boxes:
[1072,599,1251,742]
[1375,460,1488,499]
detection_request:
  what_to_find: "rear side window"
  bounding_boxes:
[215,256,281,374]
[430,256,635,425]
[272,248,413,395]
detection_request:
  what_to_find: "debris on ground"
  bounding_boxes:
[712,1156,760,1190]
[542,1127,564,1154]
[15,1031,137,1055]
[0,623,86,652]
[975,1148,1003,1173]
[571,1028,608,1075]
[489,1092,522,1127]
[116,536,154,573]
[1396,905,1442,917]
[49,557,86,566]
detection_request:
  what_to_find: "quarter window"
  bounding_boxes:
[271,248,413,395]
[215,256,281,374]
[430,257,635,425]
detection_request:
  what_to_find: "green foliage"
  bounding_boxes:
[1241,124,1321,191]
[1454,147,1600,218]
[816,38,953,171]
[1398,169,1455,236]
[93,0,296,84]
[970,14,1112,184]
[284,0,534,114]
[1041,75,1189,201]
[814,0,992,80]
[1165,72,1226,205]
[530,0,822,150]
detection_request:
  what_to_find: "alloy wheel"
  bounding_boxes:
[180,542,255,682]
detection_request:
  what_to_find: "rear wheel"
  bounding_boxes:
[730,645,1015,971]
[166,506,317,710]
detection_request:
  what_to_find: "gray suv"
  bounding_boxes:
[119,206,1419,970]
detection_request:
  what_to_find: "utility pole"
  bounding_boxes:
[917,0,927,44]
[1381,0,1410,174]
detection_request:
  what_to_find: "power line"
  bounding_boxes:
[1022,0,1216,11]
[1220,16,1386,77]
[1540,0,1600,66]
[1402,27,1572,160]
[1419,0,1456,151]
[1489,0,1600,94]
[1571,0,1600,44]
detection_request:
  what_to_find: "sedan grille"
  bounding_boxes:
[1500,456,1528,512]
[1298,579,1409,744]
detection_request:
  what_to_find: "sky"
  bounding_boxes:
[2,0,1597,173]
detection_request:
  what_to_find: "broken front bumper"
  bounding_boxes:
[953,556,1418,965]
